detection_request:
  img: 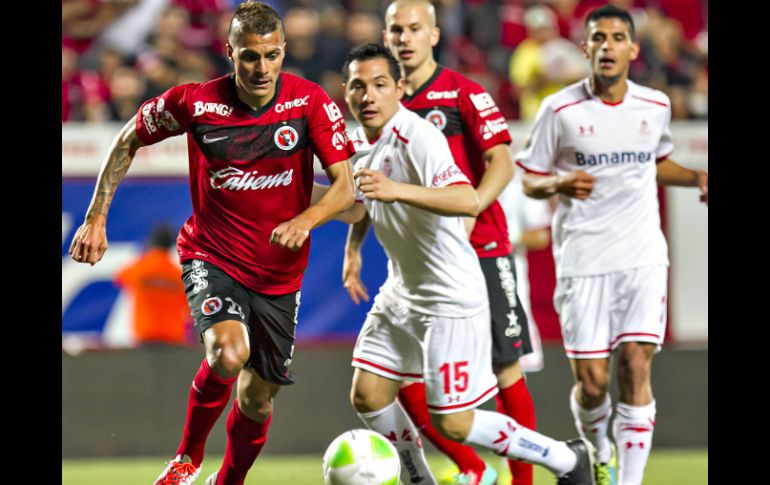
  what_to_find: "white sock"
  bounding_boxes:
[613,400,656,485]
[570,386,613,463]
[465,409,577,477]
[357,401,436,485]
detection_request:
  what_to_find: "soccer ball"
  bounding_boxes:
[322,429,401,485]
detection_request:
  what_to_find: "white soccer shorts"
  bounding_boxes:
[352,293,499,414]
[553,265,668,359]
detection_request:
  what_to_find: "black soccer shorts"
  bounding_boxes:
[182,259,300,385]
[479,253,533,367]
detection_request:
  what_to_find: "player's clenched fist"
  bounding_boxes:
[557,169,596,200]
[355,168,399,202]
[69,215,109,265]
[270,215,312,251]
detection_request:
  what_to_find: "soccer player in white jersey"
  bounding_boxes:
[325,42,597,485]
[515,6,708,485]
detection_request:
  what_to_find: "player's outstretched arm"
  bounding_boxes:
[477,144,515,211]
[271,161,356,251]
[69,115,146,265]
[343,212,372,305]
[656,158,708,205]
[522,169,595,200]
[355,168,480,217]
[311,182,367,224]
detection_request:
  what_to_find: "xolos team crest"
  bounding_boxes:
[274,125,299,150]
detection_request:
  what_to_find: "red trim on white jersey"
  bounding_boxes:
[351,358,423,379]
[601,98,624,107]
[515,160,552,175]
[610,332,661,347]
[564,348,612,355]
[631,95,669,108]
[656,152,673,163]
[427,384,498,411]
[447,181,471,186]
[554,97,590,113]
[392,127,410,144]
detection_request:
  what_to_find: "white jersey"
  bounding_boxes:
[515,79,672,278]
[352,106,488,317]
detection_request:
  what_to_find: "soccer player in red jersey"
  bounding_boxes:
[344,2,537,484]
[68,3,356,484]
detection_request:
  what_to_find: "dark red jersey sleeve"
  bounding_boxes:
[306,86,355,168]
[135,83,194,145]
[457,82,512,153]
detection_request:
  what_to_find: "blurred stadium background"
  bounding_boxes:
[62,0,707,483]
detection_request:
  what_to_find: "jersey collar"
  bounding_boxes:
[402,64,443,102]
[227,73,282,117]
[583,77,631,107]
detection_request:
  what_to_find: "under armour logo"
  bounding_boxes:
[447,395,461,403]
[579,125,595,136]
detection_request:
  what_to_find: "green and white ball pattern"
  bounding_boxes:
[322,429,401,485]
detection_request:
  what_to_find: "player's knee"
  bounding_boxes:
[430,412,472,442]
[350,386,391,413]
[208,341,250,377]
[576,368,610,401]
[617,344,653,384]
[238,396,273,423]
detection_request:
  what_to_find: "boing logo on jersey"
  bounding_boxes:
[274,126,299,150]
[425,109,447,131]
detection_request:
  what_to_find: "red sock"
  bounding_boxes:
[176,359,237,466]
[496,378,536,485]
[398,383,486,476]
[216,401,272,485]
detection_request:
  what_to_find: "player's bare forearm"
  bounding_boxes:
[85,116,144,221]
[397,183,480,216]
[656,158,703,186]
[522,172,561,199]
[523,170,595,200]
[301,161,355,228]
[345,212,371,255]
[312,181,365,223]
[656,158,708,204]
[476,144,514,211]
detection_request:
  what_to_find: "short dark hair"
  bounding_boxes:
[342,43,402,84]
[148,223,176,249]
[229,1,284,42]
[585,5,635,40]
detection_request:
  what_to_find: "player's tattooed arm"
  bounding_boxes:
[87,116,145,219]
[69,116,146,265]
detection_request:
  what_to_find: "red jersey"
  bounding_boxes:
[401,66,513,257]
[135,73,355,294]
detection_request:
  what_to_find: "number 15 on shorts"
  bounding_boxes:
[439,361,469,394]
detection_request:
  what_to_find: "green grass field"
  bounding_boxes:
[62,449,707,484]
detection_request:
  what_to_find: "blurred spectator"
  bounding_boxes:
[63,0,139,54]
[62,0,708,123]
[509,4,588,120]
[96,0,171,60]
[282,7,326,82]
[106,65,146,121]
[114,223,192,347]
[62,46,111,122]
